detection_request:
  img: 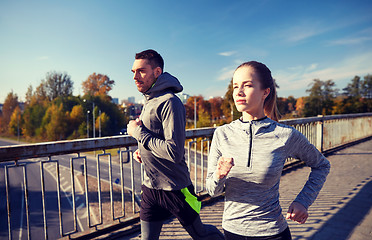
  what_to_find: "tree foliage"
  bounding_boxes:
[8,106,22,135]
[303,79,337,116]
[209,97,223,123]
[221,78,240,122]
[332,74,372,114]
[42,103,67,140]
[0,70,125,141]
[1,91,19,132]
[2,70,371,141]
[82,73,115,96]
[42,71,74,101]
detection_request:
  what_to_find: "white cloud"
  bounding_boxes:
[37,56,49,60]
[277,20,330,43]
[328,37,372,46]
[218,51,236,57]
[327,28,372,46]
[217,66,235,81]
[274,52,372,97]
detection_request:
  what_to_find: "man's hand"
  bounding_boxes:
[133,149,142,163]
[127,118,142,137]
[215,157,234,179]
[286,201,308,224]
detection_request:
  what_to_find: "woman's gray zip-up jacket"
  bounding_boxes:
[206,117,330,237]
[131,72,192,191]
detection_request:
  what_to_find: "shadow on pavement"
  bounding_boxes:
[310,177,372,240]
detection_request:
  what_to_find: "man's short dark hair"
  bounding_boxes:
[135,49,164,71]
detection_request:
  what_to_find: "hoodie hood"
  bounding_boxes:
[144,72,183,99]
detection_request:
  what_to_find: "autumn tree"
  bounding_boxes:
[1,91,19,133]
[295,97,306,117]
[25,85,33,106]
[67,104,85,139]
[277,96,297,118]
[209,97,223,123]
[8,106,22,136]
[82,73,115,96]
[185,96,206,126]
[34,82,49,103]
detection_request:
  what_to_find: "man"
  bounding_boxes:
[127,49,223,240]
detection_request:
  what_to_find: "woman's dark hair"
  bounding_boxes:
[235,61,280,121]
[135,49,164,71]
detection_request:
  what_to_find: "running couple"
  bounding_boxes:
[127,49,330,240]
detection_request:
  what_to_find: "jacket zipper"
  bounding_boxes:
[247,123,253,167]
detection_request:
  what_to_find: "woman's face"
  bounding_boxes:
[232,66,270,115]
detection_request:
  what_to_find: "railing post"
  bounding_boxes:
[316,115,324,152]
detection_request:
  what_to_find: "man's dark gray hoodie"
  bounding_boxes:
[131,72,192,191]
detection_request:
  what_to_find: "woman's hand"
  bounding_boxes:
[215,157,234,179]
[133,149,142,163]
[286,201,308,224]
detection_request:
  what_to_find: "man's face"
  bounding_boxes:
[131,59,158,93]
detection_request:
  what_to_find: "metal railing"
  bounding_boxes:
[0,113,371,239]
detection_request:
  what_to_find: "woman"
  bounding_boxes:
[206,61,330,240]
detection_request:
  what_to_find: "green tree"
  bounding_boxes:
[361,74,372,111]
[304,79,336,116]
[41,103,67,140]
[221,78,240,122]
[343,76,361,97]
[82,95,125,136]
[96,112,110,136]
[361,74,372,99]
[336,74,372,114]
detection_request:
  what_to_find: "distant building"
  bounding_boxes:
[177,92,190,104]
[127,104,143,120]
[112,98,119,105]
[128,97,135,104]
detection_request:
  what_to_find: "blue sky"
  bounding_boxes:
[1,0,372,103]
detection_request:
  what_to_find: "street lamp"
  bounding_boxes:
[194,97,197,128]
[17,110,20,142]
[93,102,95,138]
[87,110,90,138]
[99,109,101,137]
[84,99,97,138]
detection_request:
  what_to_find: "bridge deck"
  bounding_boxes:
[121,138,372,240]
